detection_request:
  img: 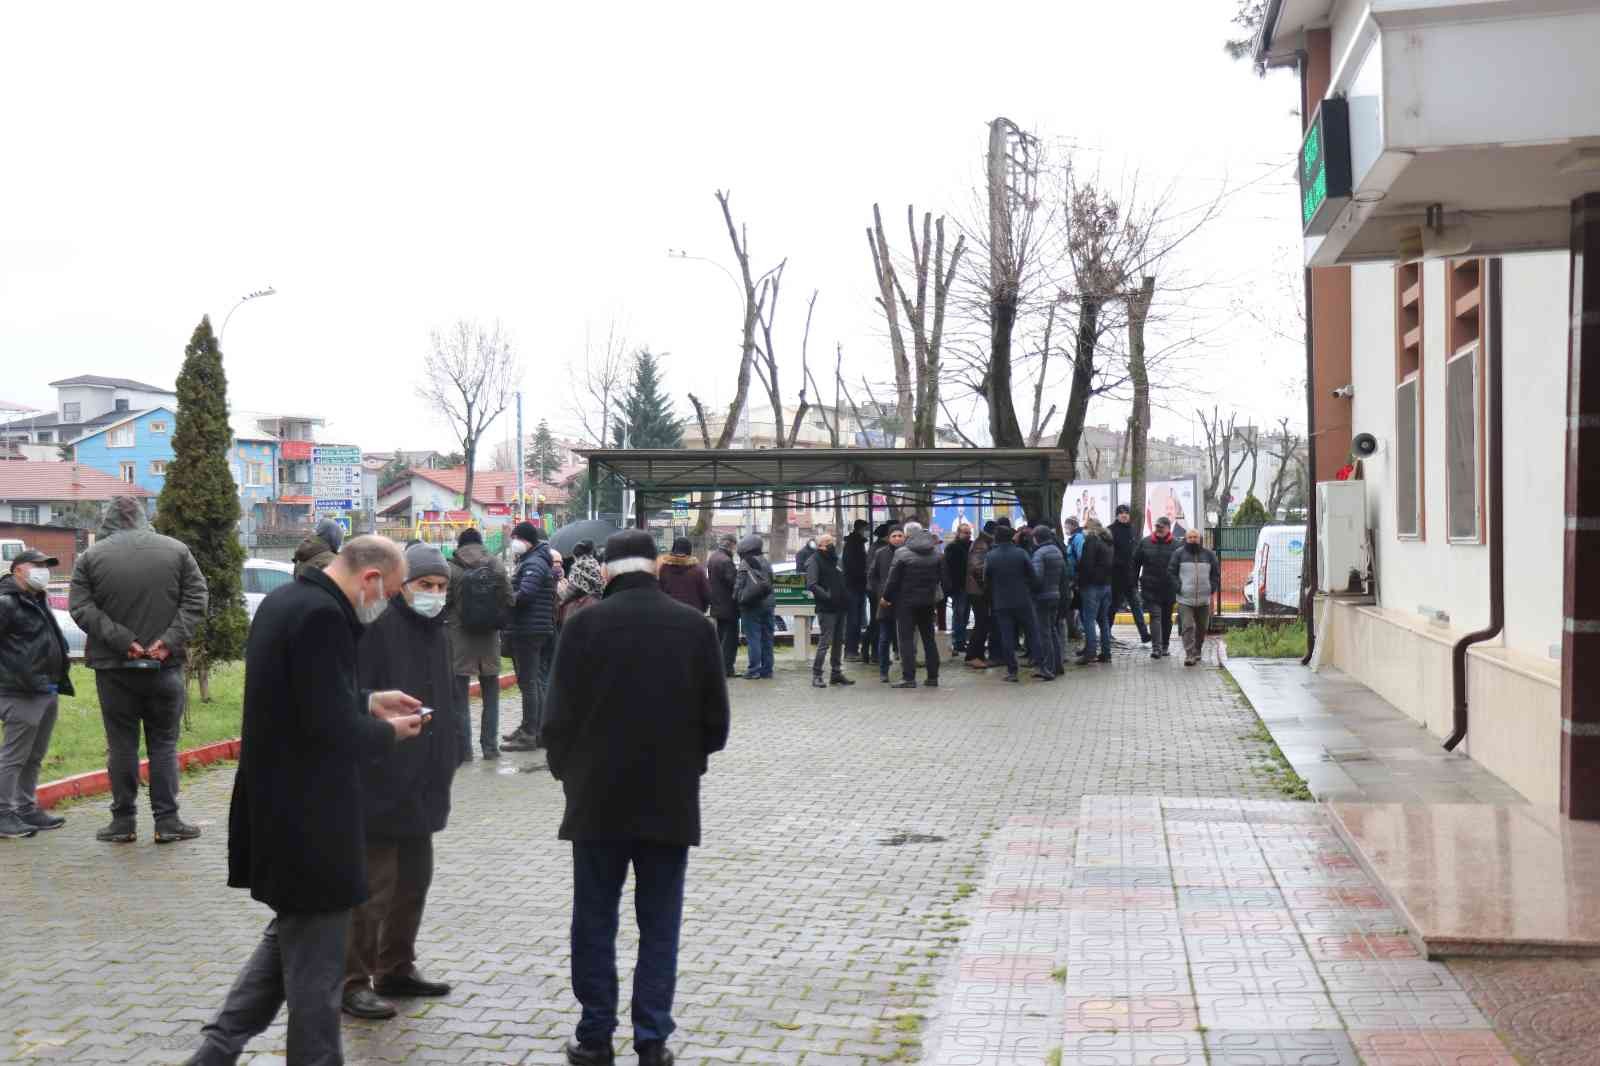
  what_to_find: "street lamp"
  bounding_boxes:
[220,286,277,349]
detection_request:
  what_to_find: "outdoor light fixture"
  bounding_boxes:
[221,285,278,348]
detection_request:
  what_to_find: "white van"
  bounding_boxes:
[1248,525,1306,616]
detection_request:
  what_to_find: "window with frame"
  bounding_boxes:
[149,420,167,434]
[114,399,129,412]
[61,402,80,423]
[118,461,136,483]
[1394,261,1424,538]
[246,461,268,486]
[150,459,168,476]
[36,431,52,443]
[107,423,135,448]
[11,505,38,525]
[1446,258,1485,543]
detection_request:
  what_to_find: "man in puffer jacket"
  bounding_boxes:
[1133,516,1181,658]
[1028,528,1066,678]
[733,534,775,679]
[0,550,74,838]
[882,522,942,689]
[1109,504,1151,644]
[1168,526,1221,667]
[1074,518,1116,666]
[504,522,556,751]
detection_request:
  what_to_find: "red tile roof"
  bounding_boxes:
[407,467,570,506]
[0,461,152,501]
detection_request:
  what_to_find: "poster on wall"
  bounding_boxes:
[1114,476,1199,535]
[1060,482,1115,529]
[928,493,1025,539]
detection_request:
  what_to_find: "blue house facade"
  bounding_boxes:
[70,407,177,496]
[230,438,279,522]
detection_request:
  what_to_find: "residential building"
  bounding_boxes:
[376,467,572,536]
[1,375,176,446]
[0,461,151,526]
[1253,0,1599,814]
[71,406,177,494]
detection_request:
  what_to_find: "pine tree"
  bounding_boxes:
[613,349,684,450]
[528,419,561,481]
[155,315,249,701]
[1232,492,1271,527]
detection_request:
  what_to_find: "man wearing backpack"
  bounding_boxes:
[733,534,775,680]
[446,528,512,762]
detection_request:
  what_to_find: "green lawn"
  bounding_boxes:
[39,662,245,782]
[1224,621,1309,659]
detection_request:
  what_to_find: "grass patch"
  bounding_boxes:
[39,662,245,782]
[1244,721,1313,801]
[1046,1048,1063,1066]
[1225,621,1308,659]
[1051,966,1068,983]
[953,882,975,900]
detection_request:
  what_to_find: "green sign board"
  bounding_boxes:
[1300,97,1352,237]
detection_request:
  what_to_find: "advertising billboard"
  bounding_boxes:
[1115,477,1199,535]
[1060,482,1115,529]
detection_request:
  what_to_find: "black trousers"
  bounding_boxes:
[96,667,185,823]
[1112,575,1151,640]
[896,605,939,683]
[1146,596,1176,650]
[844,585,867,656]
[965,596,991,662]
[715,617,740,675]
[813,611,846,677]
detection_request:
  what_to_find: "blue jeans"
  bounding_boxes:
[1033,599,1064,675]
[992,605,1046,677]
[741,609,775,677]
[950,589,970,651]
[876,617,898,679]
[509,634,552,739]
[571,841,689,1048]
[1080,584,1113,658]
[453,674,501,757]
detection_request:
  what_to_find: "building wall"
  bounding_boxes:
[71,408,176,495]
[0,522,84,572]
[0,503,56,524]
[230,439,278,517]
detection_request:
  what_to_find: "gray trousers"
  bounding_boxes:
[0,692,59,816]
[1179,604,1212,661]
[95,667,185,822]
[812,611,845,678]
[194,909,352,1066]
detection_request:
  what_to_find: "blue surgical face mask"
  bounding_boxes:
[410,590,446,618]
[356,576,389,625]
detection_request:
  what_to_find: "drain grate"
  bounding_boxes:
[878,832,948,846]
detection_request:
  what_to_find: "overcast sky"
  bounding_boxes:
[0,2,1303,460]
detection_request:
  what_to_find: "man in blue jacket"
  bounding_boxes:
[982,527,1050,683]
[1028,529,1066,679]
[504,522,557,751]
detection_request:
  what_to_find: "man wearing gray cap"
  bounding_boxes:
[0,549,75,838]
[543,529,731,1066]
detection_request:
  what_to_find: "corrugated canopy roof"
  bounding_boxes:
[581,447,1073,492]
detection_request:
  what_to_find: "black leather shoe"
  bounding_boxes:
[375,968,451,997]
[830,675,856,686]
[341,985,397,1019]
[1004,673,1020,683]
[892,680,918,689]
[95,820,135,843]
[0,812,38,839]
[812,675,827,688]
[154,819,201,843]
[502,733,542,752]
[19,809,63,831]
[566,1039,616,1066]
[636,1043,674,1066]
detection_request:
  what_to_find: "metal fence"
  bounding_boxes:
[1203,524,1306,616]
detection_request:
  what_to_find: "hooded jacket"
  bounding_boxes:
[0,572,74,697]
[804,545,848,612]
[1028,534,1066,603]
[1169,540,1222,608]
[1076,527,1115,588]
[982,539,1040,611]
[292,534,338,580]
[658,554,712,613]
[69,502,208,670]
[867,537,897,598]
[966,533,991,596]
[841,528,870,591]
[445,541,512,676]
[509,541,557,637]
[884,530,943,609]
[733,535,775,613]
[706,545,738,620]
[357,593,458,839]
[1133,531,1181,601]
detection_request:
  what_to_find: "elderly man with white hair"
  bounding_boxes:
[542,529,731,1066]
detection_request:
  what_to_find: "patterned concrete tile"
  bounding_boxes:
[1060,1030,1207,1065]
[1204,1030,1361,1066]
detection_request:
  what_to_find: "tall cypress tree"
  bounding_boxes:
[613,349,684,450]
[155,315,248,700]
[529,418,561,481]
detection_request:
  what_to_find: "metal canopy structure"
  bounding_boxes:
[582,447,1073,526]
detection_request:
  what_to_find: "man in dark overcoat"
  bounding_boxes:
[543,530,731,1066]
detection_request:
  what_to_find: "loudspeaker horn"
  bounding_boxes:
[1352,432,1379,458]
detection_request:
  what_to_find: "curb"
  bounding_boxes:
[36,672,520,811]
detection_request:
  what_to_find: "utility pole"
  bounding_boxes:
[515,391,525,525]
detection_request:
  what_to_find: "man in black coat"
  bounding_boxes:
[186,537,425,1066]
[804,532,856,689]
[1133,515,1182,658]
[882,521,943,689]
[943,523,972,655]
[342,543,460,1021]
[505,521,557,752]
[705,534,740,678]
[1109,504,1152,644]
[543,530,731,1066]
[983,526,1046,682]
[841,519,870,658]
[0,550,74,838]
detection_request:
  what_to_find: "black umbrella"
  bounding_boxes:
[548,518,622,558]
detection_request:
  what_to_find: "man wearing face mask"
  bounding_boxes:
[0,550,75,839]
[342,543,459,1020]
[185,536,425,1066]
[504,521,558,752]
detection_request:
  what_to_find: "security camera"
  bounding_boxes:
[1332,384,1354,399]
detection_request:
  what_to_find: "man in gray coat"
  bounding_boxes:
[1168,526,1221,666]
[445,528,512,761]
[69,495,207,843]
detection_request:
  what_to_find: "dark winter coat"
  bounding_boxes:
[884,531,942,609]
[1077,530,1115,589]
[1029,541,1065,604]
[706,547,738,621]
[733,536,775,614]
[804,546,848,613]
[543,572,730,846]
[966,535,991,597]
[68,504,207,670]
[658,555,712,613]
[292,535,337,580]
[227,568,396,914]
[1169,541,1222,608]
[357,594,458,839]
[794,543,817,575]
[0,574,73,697]
[943,537,971,598]
[509,542,557,637]
[1110,520,1139,582]
[445,542,511,677]
[866,540,896,598]
[842,530,869,592]
[1132,533,1181,602]
[982,541,1041,611]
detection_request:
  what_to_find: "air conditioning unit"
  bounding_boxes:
[1316,481,1368,593]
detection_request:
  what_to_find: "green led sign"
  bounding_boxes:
[1300,97,1352,237]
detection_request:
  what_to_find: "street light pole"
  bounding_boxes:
[220,286,277,349]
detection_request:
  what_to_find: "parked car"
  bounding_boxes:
[242,558,295,621]
[45,589,86,660]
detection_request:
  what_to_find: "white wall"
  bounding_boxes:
[57,386,106,421]
[1348,253,1565,662]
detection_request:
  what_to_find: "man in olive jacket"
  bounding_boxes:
[445,527,512,760]
[185,537,425,1066]
[543,530,730,1066]
[69,495,207,843]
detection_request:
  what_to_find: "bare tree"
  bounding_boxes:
[418,319,520,507]
[569,321,630,448]
[1199,407,1255,527]
[751,270,817,556]
[1265,416,1307,516]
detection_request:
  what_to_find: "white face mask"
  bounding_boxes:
[356,576,389,625]
[410,590,446,618]
[25,567,50,591]
[510,538,530,557]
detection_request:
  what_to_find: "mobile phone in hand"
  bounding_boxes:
[418,707,435,724]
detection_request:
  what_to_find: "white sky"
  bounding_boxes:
[0,2,1304,459]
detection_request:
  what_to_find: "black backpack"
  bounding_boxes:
[459,563,503,633]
